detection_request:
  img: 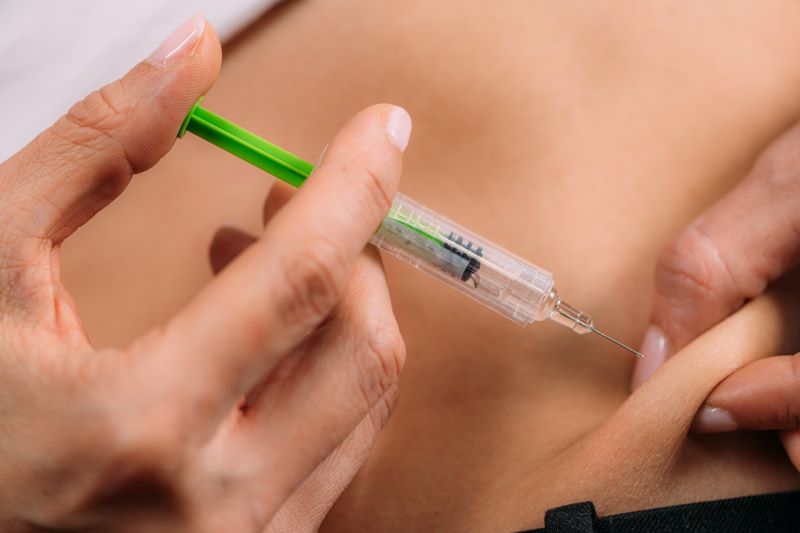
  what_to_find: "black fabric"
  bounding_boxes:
[520,491,800,533]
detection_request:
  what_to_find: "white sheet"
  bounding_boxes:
[0,0,281,160]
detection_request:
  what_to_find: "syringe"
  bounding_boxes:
[178,99,643,358]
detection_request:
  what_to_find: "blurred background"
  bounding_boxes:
[0,0,278,160]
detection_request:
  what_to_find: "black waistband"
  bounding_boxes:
[521,491,800,533]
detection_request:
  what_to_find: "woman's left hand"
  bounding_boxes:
[631,115,800,467]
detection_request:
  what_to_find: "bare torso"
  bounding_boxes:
[62,1,800,530]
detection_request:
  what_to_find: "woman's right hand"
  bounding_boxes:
[0,15,411,532]
[630,108,800,465]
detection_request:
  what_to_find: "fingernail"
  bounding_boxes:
[385,106,412,152]
[146,14,205,68]
[630,325,671,390]
[692,405,738,433]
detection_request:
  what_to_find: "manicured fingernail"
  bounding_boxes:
[147,14,205,68]
[385,106,412,152]
[630,325,671,390]
[692,405,738,433]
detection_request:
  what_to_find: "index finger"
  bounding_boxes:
[637,118,800,372]
[143,104,411,434]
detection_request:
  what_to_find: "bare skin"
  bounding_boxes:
[61,1,800,530]
[0,18,412,531]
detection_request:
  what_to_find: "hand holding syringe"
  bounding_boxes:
[179,99,643,358]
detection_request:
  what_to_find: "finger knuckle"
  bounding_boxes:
[655,224,735,304]
[356,321,406,408]
[360,166,392,212]
[279,238,348,328]
[365,383,400,434]
[780,402,800,431]
[69,80,130,135]
[329,163,392,217]
[49,80,133,199]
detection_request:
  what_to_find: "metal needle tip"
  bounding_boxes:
[590,328,644,358]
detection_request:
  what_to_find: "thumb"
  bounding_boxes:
[632,118,800,388]
[0,14,221,243]
[692,354,800,433]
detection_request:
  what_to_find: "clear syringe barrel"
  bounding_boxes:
[370,193,593,332]
[177,103,603,338]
